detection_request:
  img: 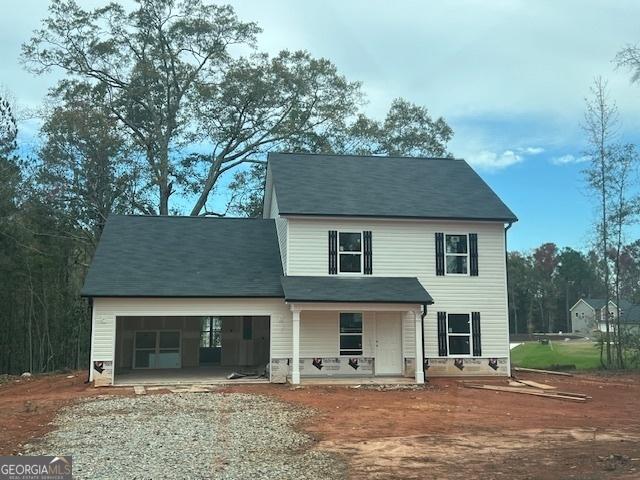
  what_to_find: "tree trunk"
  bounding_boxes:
[190,157,224,216]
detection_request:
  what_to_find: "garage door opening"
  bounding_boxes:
[113,315,270,385]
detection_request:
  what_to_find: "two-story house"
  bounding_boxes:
[570,298,639,334]
[82,153,517,386]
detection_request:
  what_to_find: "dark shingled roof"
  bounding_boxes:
[81,216,284,297]
[621,305,640,323]
[582,298,634,311]
[280,276,433,304]
[268,153,517,222]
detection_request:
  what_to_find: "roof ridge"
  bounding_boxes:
[109,214,271,221]
[268,151,463,162]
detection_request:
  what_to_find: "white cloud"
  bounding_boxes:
[467,150,523,170]
[551,154,589,165]
[465,145,545,170]
[520,146,545,155]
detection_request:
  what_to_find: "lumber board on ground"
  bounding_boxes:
[513,367,573,376]
[508,380,527,387]
[463,383,587,402]
[516,379,557,390]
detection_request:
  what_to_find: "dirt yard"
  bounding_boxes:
[1,372,639,479]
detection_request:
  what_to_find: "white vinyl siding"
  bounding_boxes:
[570,300,596,333]
[299,310,375,358]
[286,218,509,358]
[91,297,293,380]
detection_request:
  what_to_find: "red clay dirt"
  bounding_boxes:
[0,372,131,455]
[230,373,640,479]
[1,371,639,479]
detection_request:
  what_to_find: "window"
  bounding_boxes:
[339,312,363,355]
[445,234,469,275]
[200,317,221,348]
[447,313,471,355]
[339,232,362,273]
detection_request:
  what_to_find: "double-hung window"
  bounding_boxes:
[445,234,469,275]
[339,232,362,273]
[447,313,472,356]
[339,312,363,355]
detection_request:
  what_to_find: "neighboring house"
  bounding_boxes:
[570,298,638,333]
[82,153,518,386]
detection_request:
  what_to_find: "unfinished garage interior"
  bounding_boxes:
[113,315,270,385]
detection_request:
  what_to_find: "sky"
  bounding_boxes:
[2,0,640,251]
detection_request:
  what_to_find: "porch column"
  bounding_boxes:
[414,309,425,384]
[291,308,301,384]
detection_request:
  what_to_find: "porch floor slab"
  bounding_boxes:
[114,366,269,386]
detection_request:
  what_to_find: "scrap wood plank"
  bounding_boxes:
[516,379,557,390]
[463,383,587,402]
[513,367,573,376]
[509,380,528,387]
[552,390,591,399]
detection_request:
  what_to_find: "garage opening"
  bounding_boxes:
[113,315,270,385]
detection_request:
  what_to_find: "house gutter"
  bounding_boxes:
[504,221,513,377]
[85,298,93,384]
[421,303,427,379]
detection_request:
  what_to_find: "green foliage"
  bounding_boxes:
[22,0,260,214]
[508,244,608,334]
[510,341,602,370]
[38,82,151,239]
[22,0,453,217]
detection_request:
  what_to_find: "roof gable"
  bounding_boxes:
[268,152,517,222]
[82,216,284,297]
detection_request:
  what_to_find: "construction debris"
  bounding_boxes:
[508,380,528,387]
[169,386,213,393]
[133,386,146,395]
[463,383,588,402]
[513,367,573,376]
[515,379,557,390]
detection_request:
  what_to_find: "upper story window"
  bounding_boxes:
[339,232,362,273]
[445,234,469,275]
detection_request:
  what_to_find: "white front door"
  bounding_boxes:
[375,315,402,375]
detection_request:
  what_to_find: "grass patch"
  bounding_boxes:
[511,341,602,370]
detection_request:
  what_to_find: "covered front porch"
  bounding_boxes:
[280,276,433,385]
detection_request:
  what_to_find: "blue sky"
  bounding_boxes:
[3,0,640,251]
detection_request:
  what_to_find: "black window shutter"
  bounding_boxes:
[328,230,337,274]
[435,232,445,276]
[469,233,479,276]
[437,311,448,356]
[472,311,481,356]
[363,231,372,275]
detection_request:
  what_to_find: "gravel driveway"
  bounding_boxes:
[26,392,346,479]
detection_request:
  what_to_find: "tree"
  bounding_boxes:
[582,77,618,366]
[23,0,260,215]
[557,247,602,331]
[507,252,535,334]
[0,94,20,220]
[607,144,639,367]
[38,82,149,244]
[38,83,153,246]
[225,97,454,217]
[184,50,363,216]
